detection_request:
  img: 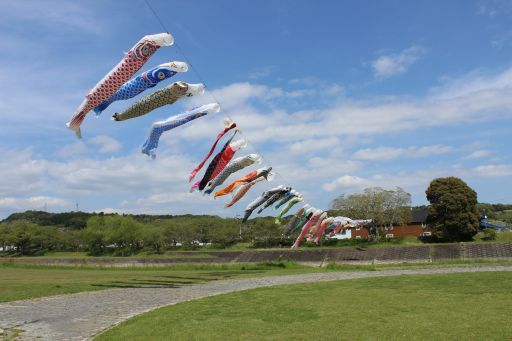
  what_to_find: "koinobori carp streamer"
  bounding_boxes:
[204,154,262,195]
[94,61,188,116]
[67,32,174,137]
[188,119,237,182]
[141,103,220,158]
[113,82,205,121]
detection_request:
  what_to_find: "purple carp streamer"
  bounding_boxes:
[204,154,262,195]
[141,103,220,158]
[67,32,174,137]
[189,119,237,182]
[94,61,188,116]
[113,82,205,121]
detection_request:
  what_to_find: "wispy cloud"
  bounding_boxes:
[463,149,493,160]
[372,45,425,79]
[472,164,512,177]
[248,66,275,80]
[2,61,512,217]
[430,67,512,99]
[477,0,512,18]
[0,1,106,35]
[89,135,122,153]
[323,175,370,192]
[353,145,454,161]
[0,196,72,211]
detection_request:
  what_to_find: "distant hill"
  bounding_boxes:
[2,211,93,229]
[1,210,233,229]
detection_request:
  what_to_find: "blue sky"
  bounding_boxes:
[1,0,511,218]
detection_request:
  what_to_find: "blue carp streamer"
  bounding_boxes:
[94,61,188,116]
[141,103,220,159]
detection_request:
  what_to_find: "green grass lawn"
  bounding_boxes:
[0,261,324,303]
[475,230,512,242]
[96,271,512,340]
[6,250,217,259]
[2,259,512,304]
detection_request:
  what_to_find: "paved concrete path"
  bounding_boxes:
[1,266,511,340]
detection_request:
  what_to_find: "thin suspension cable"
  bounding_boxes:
[143,0,168,33]
[142,0,292,188]
[143,0,305,207]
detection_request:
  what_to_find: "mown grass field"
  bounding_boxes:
[2,259,512,304]
[0,261,321,303]
[475,230,512,242]
[96,271,512,340]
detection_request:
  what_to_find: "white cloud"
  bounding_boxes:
[372,45,425,79]
[477,4,498,17]
[353,145,454,161]
[322,161,512,200]
[0,146,259,218]
[0,196,72,211]
[464,149,493,160]
[89,135,122,153]
[57,142,89,158]
[2,62,512,217]
[323,175,370,192]
[472,164,512,177]
[289,77,320,85]
[490,30,512,49]
[477,1,512,18]
[430,67,512,99]
[91,208,122,214]
[321,167,461,196]
[202,82,272,109]
[289,137,341,154]
[248,66,275,79]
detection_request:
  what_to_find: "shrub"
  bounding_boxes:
[482,228,497,241]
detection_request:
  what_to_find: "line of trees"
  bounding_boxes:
[1,177,509,255]
[0,214,292,256]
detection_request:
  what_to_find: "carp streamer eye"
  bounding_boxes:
[157,71,165,79]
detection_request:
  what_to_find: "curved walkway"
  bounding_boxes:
[1,265,511,340]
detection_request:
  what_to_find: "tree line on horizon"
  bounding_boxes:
[1,177,511,256]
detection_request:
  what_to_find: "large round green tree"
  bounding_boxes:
[425,177,479,242]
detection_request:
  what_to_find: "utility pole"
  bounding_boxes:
[236,214,242,239]
[75,202,79,212]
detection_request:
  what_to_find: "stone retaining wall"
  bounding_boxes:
[2,243,512,266]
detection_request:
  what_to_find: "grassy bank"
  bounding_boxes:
[2,233,512,258]
[2,259,512,303]
[0,261,317,303]
[97,271,512,340]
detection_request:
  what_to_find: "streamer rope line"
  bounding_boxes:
[142,0,300,207]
